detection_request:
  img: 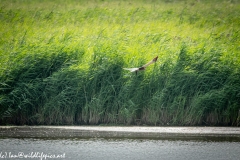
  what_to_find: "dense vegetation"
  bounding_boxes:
[0,0,240,126]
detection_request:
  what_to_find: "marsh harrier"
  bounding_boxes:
[123,56,158,75]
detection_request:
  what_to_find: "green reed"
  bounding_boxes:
[0,0,239,125]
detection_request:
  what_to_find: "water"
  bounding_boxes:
[1,138,240,160]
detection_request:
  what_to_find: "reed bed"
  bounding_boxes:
[0,0,239,125]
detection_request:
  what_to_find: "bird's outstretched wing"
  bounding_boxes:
[141,56,158,68]
[123,68,139,72]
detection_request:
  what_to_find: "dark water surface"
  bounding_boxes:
[1,137,240,160]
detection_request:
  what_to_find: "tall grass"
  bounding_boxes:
[0,0,239,125]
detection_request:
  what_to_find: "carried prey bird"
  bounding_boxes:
[123,56,158,75]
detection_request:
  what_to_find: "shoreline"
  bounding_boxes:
[0,126,240,140]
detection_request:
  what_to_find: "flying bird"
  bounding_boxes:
[123,56,158,75]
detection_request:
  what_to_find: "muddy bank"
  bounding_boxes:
[0,126,240,141]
